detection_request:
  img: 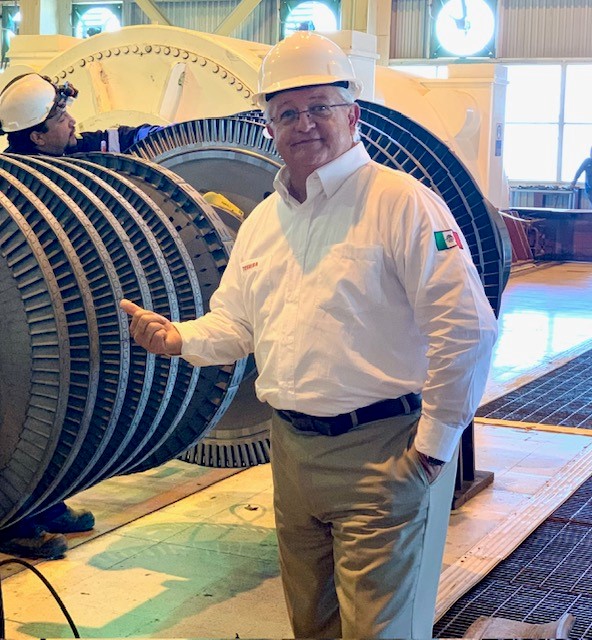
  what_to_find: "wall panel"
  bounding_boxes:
[390,0,427,59]
[125,0,278,44]
[500,0,592,58]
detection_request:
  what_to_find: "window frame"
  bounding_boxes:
[504,61,592,185]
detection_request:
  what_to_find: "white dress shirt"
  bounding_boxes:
[174,142,498,461]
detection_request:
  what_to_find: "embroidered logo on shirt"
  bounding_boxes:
[434,230,463,251]
[242,260,259,272]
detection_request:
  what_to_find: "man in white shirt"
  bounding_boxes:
[121,30,498,639]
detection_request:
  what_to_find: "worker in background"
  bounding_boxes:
[120,31,498,639]
[570,146,592,207]
[0,72,160,155]
[0,72,161,560]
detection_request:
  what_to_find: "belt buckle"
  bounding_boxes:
[285,412,352,436]
[317,416,352,436]
[313,419,334,436]
[293,414,316,432]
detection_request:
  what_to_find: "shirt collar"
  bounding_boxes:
[274,142,371,203]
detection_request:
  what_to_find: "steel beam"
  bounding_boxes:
[135,0,172,25]
[214,0,264,37]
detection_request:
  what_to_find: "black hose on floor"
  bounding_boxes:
[0,558,80,638]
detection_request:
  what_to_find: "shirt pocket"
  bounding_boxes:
[240,255,273,314]
[315,244,385,314]
[239,254,287,320]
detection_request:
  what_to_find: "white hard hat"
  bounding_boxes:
[253,31,363,108]
[0,74,57,133]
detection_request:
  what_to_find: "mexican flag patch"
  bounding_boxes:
[434,229,463,251]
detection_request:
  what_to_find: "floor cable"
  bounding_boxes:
[0,557,80,638]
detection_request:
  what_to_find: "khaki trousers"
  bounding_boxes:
[271,410,457,639]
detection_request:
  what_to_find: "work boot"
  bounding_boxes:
[43,506,95,534]
[0,531,68,560]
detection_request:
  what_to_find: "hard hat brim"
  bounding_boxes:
[253,77,363,109]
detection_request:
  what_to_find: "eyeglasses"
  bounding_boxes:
[269,103,352,126]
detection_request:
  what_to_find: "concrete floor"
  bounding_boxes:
[2,262,592,638]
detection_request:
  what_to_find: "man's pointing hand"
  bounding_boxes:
[120,298,182,356]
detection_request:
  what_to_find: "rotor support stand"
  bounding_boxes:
[452,420,494,510]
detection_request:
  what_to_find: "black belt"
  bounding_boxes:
[275,393,422,437]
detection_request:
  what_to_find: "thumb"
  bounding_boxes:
[120,298,142,316]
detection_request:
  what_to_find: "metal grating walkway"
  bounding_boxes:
[476,351,592,428]
[433,478,592,639]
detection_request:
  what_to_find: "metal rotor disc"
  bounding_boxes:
[72,152,248,473]
[0,162,100,526]
[43,157,203,485]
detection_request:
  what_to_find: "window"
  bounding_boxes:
[1,5,20,68]
[430,0,496,59]
[504,124,558,183]
[280,0,339,39]
[72,3,122,39]
[562,65,592,183]
[504,65,560,183]
[504,63,592,184]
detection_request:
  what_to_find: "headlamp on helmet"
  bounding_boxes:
[52,79,79,107]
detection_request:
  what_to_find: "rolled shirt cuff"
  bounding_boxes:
[414,415,466,463]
